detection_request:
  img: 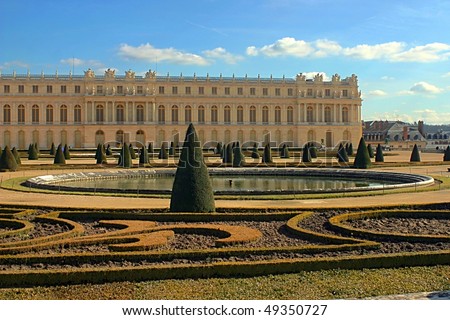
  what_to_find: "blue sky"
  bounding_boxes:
[1,0,450,124]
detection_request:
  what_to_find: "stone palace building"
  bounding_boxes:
[0,69,362,149]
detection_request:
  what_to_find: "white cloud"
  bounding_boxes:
[391,43,450,62]
[410,82,443,94]
[247,38,450,62]
[0,60,29,71]
[202,47,244,64]
[342,42,405,60]
[368,90,388,96]
[118,43,210,66]
[256,37,315,57]
[381,76,395,80]
[442,72,450,78]
[366,111,415,123]
[413,109,450,124]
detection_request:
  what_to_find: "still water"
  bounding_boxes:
[59,175,394,192]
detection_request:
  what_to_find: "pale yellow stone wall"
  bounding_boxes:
[0,70,362,149]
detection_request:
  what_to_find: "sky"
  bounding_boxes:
[1,0,450,124]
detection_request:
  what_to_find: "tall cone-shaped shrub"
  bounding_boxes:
[148,142,154,154]
[410,144,421,162]
[302,143,311,163]
[367,144,374,158]
[49,142,56,155]
[347,143,354,156]
[0,146,18,171]
[215,142,223,156]
[375,144,384,162]
[119,144,132,168]
[308,143,317,158]
[232,142,244,167]
[28,143,38,160]
[353,137,372,169]
[63,144,71,160]
[444,146,450,161]
[54,144,66,164]
[139,146,149,164]
[223,143,233,164]
[170,124,215,213]
[129,144,137,159]
[337,143,348,163]
[158,142,168,159]
[262,144,273,164]
[251,143,260,159]
[95,143,107,164]
[280,144,290,158]
[12,147,21,165]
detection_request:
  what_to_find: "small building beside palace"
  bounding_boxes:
[0,69,362,149]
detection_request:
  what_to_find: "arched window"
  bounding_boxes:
[198,105,205,124]
[307,106,314,122]
[46,105,54,124]
[262,106,269,124]
[224,105,231,124]
[307,130,315,143]
[95,130,105,146]
[224,130,231,143]
[96,105,104,123]
[74,105,82,124]
[324,106,332,123]
[116,130,124,146]
[250,106,256,124]
[287,106,294,124]
[18,105,25,124]
[116,104,125,123]
[250,130,256,142]
[171,105,178,124]
[136,105,144,123]
[136,130,145,147]
[343,130,351,142]
[237,106,243,124]
[3,105,11,124]
[211,105,218,124]
[32,105,39,124]
[185,105,192,124]
[238,130,244,143]
[275,106,281,124]
[342,107,349,123]
[158,105,165,124]
[60,105,67,124]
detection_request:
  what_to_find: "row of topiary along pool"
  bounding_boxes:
[24,168,435,196]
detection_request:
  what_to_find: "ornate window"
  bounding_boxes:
[116,104,125,123]
[96,105,104,123]
[184,105,192,124]
[171,105,179,124]
[287,106,294,124]
[250,106,256,124]
[46,105,54,124]
[198,105,205,124]
[342,107,349,123]
[262,106,269,124]
[211,105,218,124]
[60,105,68,124]
[275,106,281,124]
[136,105,144,123]
[306,106,314,122]
[158,105,165,124]
[324,106,332,123]
[18,105,25,124]
[3,105,11,124]
[74,105,82,123]
[224,105,231,124]
[237,106,243,124]
[32,105,40,124]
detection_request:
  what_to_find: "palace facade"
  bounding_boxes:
[0,69,362,149]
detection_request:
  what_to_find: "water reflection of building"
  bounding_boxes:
[363,120,426,150]
[0,70,362,149]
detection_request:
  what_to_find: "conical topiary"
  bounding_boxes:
[262,144,273,164]
[410,144,421,162]
[337,143,349,163]
[139,146,149,165]
[302,143,311,163]
[169,141,176,156]
[119,144,132,168]
[251,143,260,159]
[49,142,56,155]
[158,142,168,159]
[28,143,39,160]
[106,144,113,156]
[129,144,137,159]
[12,147,21,165]
[346,142,354,156]
[443,146,450,161]
[280,144,290,159]
[0,146,18,171]
[353,137,372,169]
[223,143,233,164]
[95,143,107,164]
[215,142,223,156]
[309,143,317,158]
[63,144,71,160]
[375,144,384,163]
[54,144,66,164]
[170,124,215,213]
[232,142,244,167]
[367,143,374,158]
[148,142,154,154]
